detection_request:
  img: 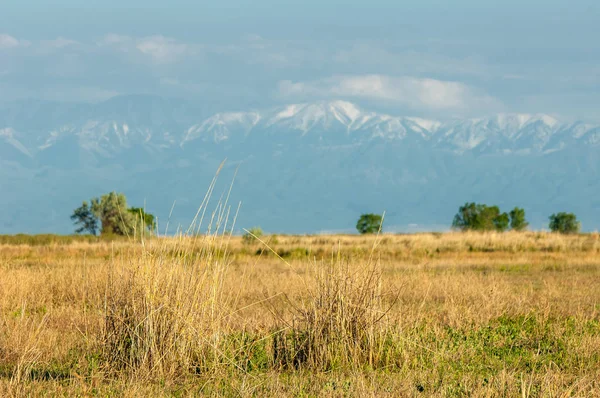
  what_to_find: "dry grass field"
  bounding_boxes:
[1,231,600,396]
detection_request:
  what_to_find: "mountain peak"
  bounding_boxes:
[263,100,363,133]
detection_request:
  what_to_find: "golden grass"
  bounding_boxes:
[1,232,599,396]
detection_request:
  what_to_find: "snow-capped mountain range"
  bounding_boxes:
[2,98,599,159]
[1,96,599,234]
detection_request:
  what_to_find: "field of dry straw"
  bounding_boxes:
[1,230,599,396]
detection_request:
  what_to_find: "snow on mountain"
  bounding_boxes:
[1,98,599,157]
[405,117,442,133]
[259,101,441,141]
[435,113,566,153]
[261,101,362,133]
[35,120,171,158]
[177,103,578,152]
[0,127,32,157]
[182,112,261,144]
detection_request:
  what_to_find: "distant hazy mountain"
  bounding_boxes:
[1,96,599,234]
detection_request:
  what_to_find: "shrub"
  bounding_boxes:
[242,227,263,244]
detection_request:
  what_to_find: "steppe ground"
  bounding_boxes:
[1,232,599,397]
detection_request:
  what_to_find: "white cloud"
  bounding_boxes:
[41,37,79,49]
[98,33,131,46]
[96,34,136,57]
[136,35,189,63]
[333,42,488,78]
[0,34,29,49]
[56,87,120,102]
[99,34,191,63]
[32,37,81,55]
[159,77,205,94]
[277,75,500,113]
[0,34,18,49]
[241,33,265,46]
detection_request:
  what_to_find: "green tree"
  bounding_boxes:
[70,201,99,235]
[493,212,510,232]
[91,192,137,236]
[128,207,157,233]
[356,213,383,234]
[452,202,509,232]
[452,202,479,230]
[549,212,580,234]
[72,192,155,237]
[509,207,529,231]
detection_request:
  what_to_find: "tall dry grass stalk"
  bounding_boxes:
[2,309,48,387]
[101,164,243,380]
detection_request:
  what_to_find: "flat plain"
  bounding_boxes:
[1,232,599,396]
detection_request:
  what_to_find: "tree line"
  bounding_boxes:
[452,203,528,232]
[71,194,581,236]
[451,203,580,234]
[355,204,581,235]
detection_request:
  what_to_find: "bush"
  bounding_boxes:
[242,227,263,244]
[268,234,280,245]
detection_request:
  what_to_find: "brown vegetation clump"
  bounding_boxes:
[272,249,395,371]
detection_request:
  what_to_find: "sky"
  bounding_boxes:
[1,0,599,121]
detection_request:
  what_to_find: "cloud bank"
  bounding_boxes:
[1,30,599,121]
[278,75,500,114]
[98,34,192,63]
[0,34,29,49]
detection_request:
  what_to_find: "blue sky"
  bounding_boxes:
[1,0,599,121]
